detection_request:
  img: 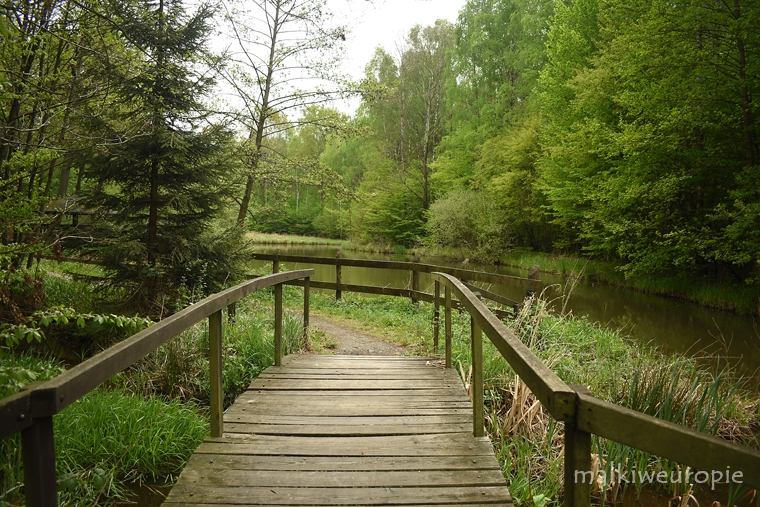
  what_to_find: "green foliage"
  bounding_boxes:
[425,188,512,259]
[538,0,760,280]
[0,306,152,358]
[80,0,247,314]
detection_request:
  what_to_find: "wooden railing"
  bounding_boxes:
[430,272,760,507]
[0,269,314,507]
[253,252,539,318]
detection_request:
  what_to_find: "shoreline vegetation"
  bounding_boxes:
[246,232,760,316]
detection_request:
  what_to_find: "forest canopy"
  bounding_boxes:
[1,0,758,318]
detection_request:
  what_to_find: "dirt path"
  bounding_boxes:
[307,315,407,356]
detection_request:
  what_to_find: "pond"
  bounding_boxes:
[251,245,760,376]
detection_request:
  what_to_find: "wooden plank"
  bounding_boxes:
[257,370,452,379]
[232,395,469,407]
[228,396,470,409]
[239,388,468,398]
[223,422,470,436]
[164,485,512,505]
[196,434,497,456]
[164,355,512,507]
[248,378,463,390]
[175,468,508,488]
[183,454,501,472]
[27,269,314,417]
[166,504,509,507]
[222,414,472,426]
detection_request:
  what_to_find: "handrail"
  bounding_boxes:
[0,269,314,507]
[430,272,760,507]
[251,252,543,291]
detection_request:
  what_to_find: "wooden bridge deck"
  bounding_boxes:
[163,354,512,506]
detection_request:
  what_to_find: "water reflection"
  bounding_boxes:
[252,245,760,375]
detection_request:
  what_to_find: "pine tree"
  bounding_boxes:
[83,0,245,314]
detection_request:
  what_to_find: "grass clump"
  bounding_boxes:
[55,389,208,503]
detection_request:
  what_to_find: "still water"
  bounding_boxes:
[252,245,760,376]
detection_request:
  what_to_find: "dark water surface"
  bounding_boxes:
[252,245,760,376]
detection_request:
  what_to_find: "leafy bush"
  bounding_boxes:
[426,189,512,259]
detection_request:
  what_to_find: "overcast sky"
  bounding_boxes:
[328,0,468,113]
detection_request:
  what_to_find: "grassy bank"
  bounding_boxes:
[287,288,759,507]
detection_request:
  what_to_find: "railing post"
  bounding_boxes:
[275,282,283,366]
[444,285,452,369]
[471,316,484,438]
[335,264,342,301]
[227,302,236,321]
[303,276,310,349]
[411,266,420,304]
[565,386,592,507]
[433,280,440,353]
[273,257,280,274]
[209,309,223,437]
[22,416,57,507]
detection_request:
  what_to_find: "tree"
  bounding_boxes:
[363,21,454,212]
[83,0,243,313]
[538,0,760,280]
[218,0,349,225]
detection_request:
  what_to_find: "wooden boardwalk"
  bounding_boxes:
[164,354,512,506]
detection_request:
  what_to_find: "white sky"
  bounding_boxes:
[327,0,468,113]
[209,0,468,120]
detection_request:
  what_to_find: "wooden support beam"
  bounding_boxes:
[22,416,57,507]
[471,317,484,438]
[275,283,283,366]
[433,280,440,353]
[336,264,342,301]
[303,277,310,349]
[445,286,452,369]
[565,385,592,507]
[209,310,223,438]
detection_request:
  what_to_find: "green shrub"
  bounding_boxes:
[426,189,512,260]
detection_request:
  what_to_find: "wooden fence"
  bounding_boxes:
[4,253,760,507]
[253,252,538,318]
[0,269,314,507]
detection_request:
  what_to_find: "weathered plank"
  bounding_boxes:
[248,378,463,390]
[176,468,508,488]
[182,454,501,472]
[165,354,512,506]
[196,433,496,456]
[220,414,472,426]
[164,485,512,505]
[223,422,469,435]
